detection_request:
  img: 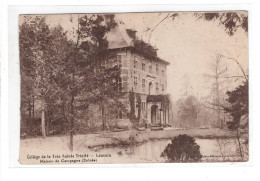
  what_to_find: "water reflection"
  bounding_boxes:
[92,138,244,162]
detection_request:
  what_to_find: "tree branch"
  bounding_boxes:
[147,13,178,42]
[217,54,248,81]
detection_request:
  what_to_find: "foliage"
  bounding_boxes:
[75,15,126,130]
[20,16,66,136]
[223,80,248,161]
[19,14,126,141]
[161,134,202,162]
[224,80,248,130]
[195,12,248,36]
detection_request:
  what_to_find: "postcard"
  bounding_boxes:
[19,11,248,164]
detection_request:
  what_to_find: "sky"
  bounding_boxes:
[20,12,248,101]
[114,12,248,100]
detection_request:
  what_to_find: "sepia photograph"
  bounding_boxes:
[19,11,248,164]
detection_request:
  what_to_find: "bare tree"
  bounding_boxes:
[181,74,193,97]
[204,54,227,128]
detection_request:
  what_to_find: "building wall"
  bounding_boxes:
[107,48,170,125]
[114,48,168,95]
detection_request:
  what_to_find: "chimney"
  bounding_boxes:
[126,29,137,39]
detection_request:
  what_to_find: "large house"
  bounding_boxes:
[106,26,171,126]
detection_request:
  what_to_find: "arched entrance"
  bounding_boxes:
[151,105,158,124]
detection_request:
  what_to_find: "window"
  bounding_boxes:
[116,55,122,67]
[156,64,159,75]
[134,60,137,69]
[142,63,146,71]
[149,82,152,95]
[116,78,122,92]
[134,76,138,86]
[162,84,165,93]
[162,70,165,77]
[142,79,145,88]
[156,82,159,91]
[149,65,152,73]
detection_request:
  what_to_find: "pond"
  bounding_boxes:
[91,138,246,163]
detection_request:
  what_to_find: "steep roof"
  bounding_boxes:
[106,25,170,65]
[106,25,133,49]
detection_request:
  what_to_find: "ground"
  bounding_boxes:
[20,128,236,154]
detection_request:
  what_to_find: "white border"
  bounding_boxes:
[2,1,260,181]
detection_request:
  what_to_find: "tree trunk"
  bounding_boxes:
[70,119,74,151]
[41,100,46,138]
[28,99,31,118]
[101,105,106,131]
[216,80,221,128]
[85,104,89,131]
[215,58,222,129]
[32,96,35,118]
[236,129,244,161]
[46,115,50,136]
[69,94,75,152]
[28,99,32,132]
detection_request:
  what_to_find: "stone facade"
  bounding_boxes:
[108,48,170,126]
[106,26,170,126]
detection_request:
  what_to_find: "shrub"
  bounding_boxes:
[161,134,202,162]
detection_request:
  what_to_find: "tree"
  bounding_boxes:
[195,12,248,36]
[181,74,193,97]
[78,14,125,131]
[20,17,39,135]
[55,14,124,150]
[176,96,199,128]
[224,80,248,161]
[197,11,249,159]
[20,16,63,138]
[19,14,124,150]
[225,80,248,130]
[145,11,247,43]
[89,64,126,130]
[204,54,228,128]
[161,134,202,162]
[73,14,125,132]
